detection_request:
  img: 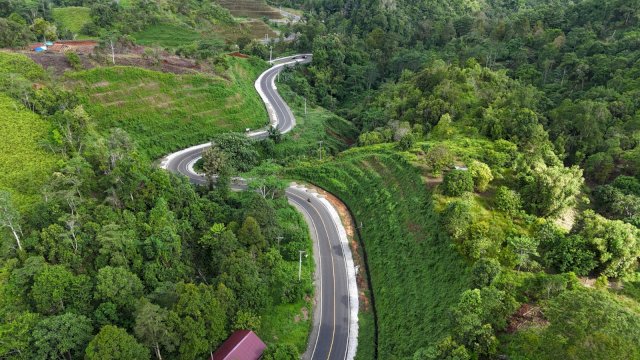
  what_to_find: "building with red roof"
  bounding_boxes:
[210,330,267,360]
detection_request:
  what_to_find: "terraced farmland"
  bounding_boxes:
[67,57,269,159]
[216,0,282,19]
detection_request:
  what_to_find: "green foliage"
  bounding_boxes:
[0,94,58,210]
[86,325,150,360]
[238,216,266,250]
[504,289,640,360]
[52,7,91,36]
[94,266,143,311]
[32,312,93,360]
[468,161,493,192]
[210,132,259,172]
[494,186,522,215]
[441,170,474,197]
[133,23,202,48]
[517,162,584,218]
[269,84,357,161]
[439,199,472,241]
[0,17,32,48]
[262,343,299,360]
[573,211,640,278]
[134,299,178,359]
[470,258,501,289]
[447,287,518,358]
[30,265,92,315]
[289,149,470,357]
[423,144,455,175]
[67,57,268,159]
[65,51,83,71]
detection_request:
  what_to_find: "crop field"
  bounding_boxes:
[133,24,204,47]
[67,57,269,159]
[216,0,282,19]
[289,149,471,359]
[0,95,58,211]
[52,7,91,36]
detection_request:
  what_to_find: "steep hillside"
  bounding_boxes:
[0,95,58,211]
[289,148,471,358]
[67,57,269,159]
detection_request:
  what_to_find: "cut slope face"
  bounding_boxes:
[67,58,269,159]
[289,148,471,359]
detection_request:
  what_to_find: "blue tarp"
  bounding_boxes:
[34,47,45,52]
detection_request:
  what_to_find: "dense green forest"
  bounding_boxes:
[0,38,313,360]
[276,0,640,358]
[2,0,640,359]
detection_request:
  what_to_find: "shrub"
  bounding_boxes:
[397,132,416,150]
[440,199,472,240]
[469,161,493,192]
[442,170,474,196]
[65,51,83,71]
[470,258,501,288]
[424,144,454,174]
[495,186,522,214]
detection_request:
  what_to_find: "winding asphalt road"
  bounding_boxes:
[160,55,356,360]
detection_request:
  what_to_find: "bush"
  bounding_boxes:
[440,199,472,240]
[397,132,416,150]
[495,186,522,214]
[469,161,493,192]
[424,144,454,174]
[470,258,501,288]
[442,170,474,196]
[65,51,83,71]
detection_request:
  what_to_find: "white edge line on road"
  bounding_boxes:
[159,54,360,358]
[286,189,324,360]
[292,184,359,360]
[159,142,211,169]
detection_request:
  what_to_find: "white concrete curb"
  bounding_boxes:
[159,141,211,170]
[292,184,359,360]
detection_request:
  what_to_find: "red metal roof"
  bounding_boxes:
[210,330,266,360]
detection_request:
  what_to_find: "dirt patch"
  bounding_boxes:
[507,303,549,333]
[91,81,110,88]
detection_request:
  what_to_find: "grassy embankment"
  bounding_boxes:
[289,147,471,359]
[273,85,357,160]
[51,7,92,38]
[67,57,269,159]
[133,24,203,48]
[0,53,58,211]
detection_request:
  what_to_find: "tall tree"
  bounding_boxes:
[86,325,150,360]
[32,313,93,360]
[0,190,23,250]
[134,300,178,360]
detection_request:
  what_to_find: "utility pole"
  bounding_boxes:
[269,46,273,62]
[304,97,307,115]
[298,250,306,281]
[276,236,283,248]
[318,140,323,161]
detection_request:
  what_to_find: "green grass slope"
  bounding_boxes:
[0,95,57,211]
[272,86,357,160]
[289,148,471,359]
[133,23,203,47]
[67,57,268,159]
[52,7,91,35]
